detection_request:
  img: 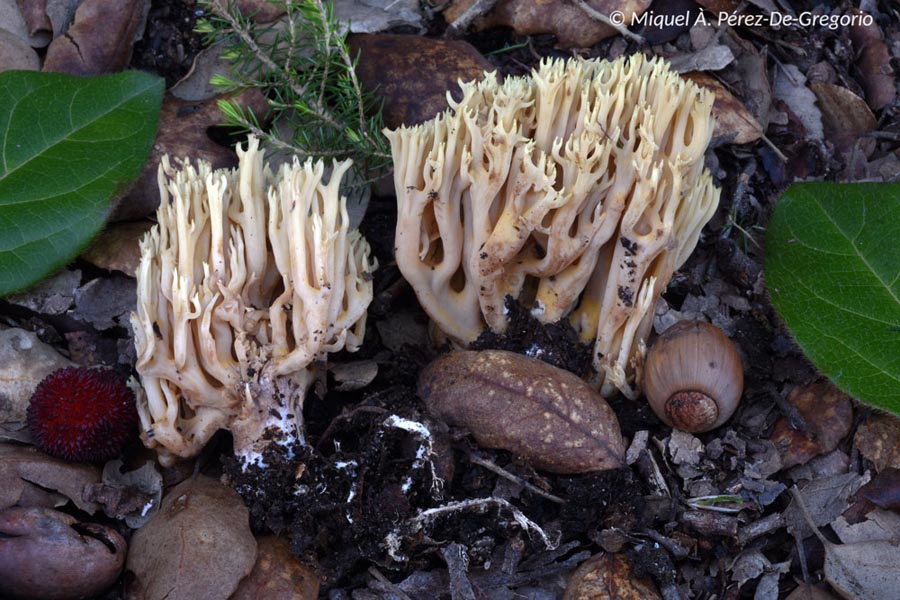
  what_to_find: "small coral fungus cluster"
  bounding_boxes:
[386,53,720,397]
[27,367,137,462]
[131,137,376,466]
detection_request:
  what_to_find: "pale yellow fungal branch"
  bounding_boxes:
[386,54,719,398]
[131,136,377,466]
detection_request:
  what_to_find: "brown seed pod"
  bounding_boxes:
[642,321,743,432]
[419,350,625,474]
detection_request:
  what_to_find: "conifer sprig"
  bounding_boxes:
[196,0,391,186]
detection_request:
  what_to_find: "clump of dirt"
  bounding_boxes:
[132,0,204,87]
[470,297,594,378]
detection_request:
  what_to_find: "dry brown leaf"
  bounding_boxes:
[235,0,286,22]
[110,88,269,222]
[81,220,153,276]
[169,46,230,101]
[848,8,896,111]
[230,536,320,600]
[832,509,900,545]
[683,71,763,145]
[823,538,900,599]
[785,473,868,540]
[810,82,877,155]
[0,506,126,599]
[42,0,147,75]
[349,33,494,129]
[15,0,50,36]
[850,467,900,514]
[694,0,741,14]
[330,360,378,392]
[770,381,853,470]
[419,350,625,474]
[790,486,900,600]
[445,0,650,48]
[773,63,824,140]
[853,413,900,472]
[0,328,74,423]
[127,476,257,600]
[0,443,101,513]
[0,0,50,47]
[84,459,163,528]
[563,552,661,599]
[721,28,771,130]
[0,27,40,71]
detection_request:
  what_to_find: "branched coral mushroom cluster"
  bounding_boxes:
[386,54,720,398]
[131,137,376,466]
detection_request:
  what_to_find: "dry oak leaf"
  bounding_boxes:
[230,536,320,600]
[848,8,896,112]
[563,552,661,600]
[419,350,625,474]
[769,381,853,470]
[110,88,269,222]
[809,82,876,155]
[127,475,257,600]
[0,27,40,71]
[80,220,154,277]
[42,0,147,75]
[348,33,494,129]
[683,72,763,145]
[853,412,900,472]
[15,0,51,37]
[0,443,101,513]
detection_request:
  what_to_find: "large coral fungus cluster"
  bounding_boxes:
[386,53,720,397]
[27,367,137,462]
[131,136,376,466]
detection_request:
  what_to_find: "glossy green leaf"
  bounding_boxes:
[0,70,163,295]
[765,182,900,415]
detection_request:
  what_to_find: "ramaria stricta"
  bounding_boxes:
[27,367,138,462]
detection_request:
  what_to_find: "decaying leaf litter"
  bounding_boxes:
[1,0,900,598]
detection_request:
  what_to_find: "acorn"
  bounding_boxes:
[642,321,743,432]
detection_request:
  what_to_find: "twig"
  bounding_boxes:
[367,566,415,600]
[409,498,558,549]
[445,0,501,37]
[464,450,565,504]
[573,0,644,43]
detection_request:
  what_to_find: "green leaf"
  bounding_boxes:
[765,182,900,415]
[0,70,163,296]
